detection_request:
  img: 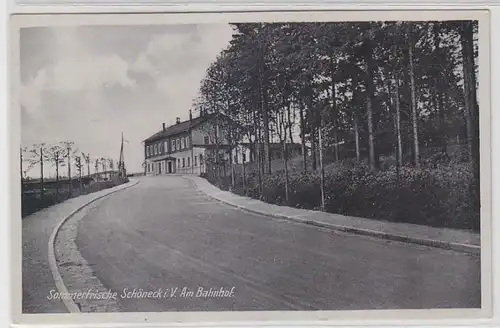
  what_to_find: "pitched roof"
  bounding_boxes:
[240,142,302,149]
[143,115,210,143]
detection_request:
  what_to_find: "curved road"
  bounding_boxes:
[75,176,480,312]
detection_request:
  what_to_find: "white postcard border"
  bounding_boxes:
[9,9,492,326]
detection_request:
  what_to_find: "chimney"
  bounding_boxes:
[162,123,166,131]
[176,117,180,124]
[189,110,193,121]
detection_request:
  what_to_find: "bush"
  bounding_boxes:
[205,161,480,231]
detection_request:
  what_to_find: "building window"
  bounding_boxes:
[146,146,149,157]
[186,137,190,148]
[172,140,176,152]
[194,156,197,166]
[147,163,150,172]
[154,144,158,155]
[182,158,185,167]
[176,139,180,150]
[177,159,180,168]
[181,137,185,149]
[164,141,168,153]
[204,136,209,144]
[159,142,163,154]
[187,157,190,167]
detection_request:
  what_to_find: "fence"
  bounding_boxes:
[21,172,129,217]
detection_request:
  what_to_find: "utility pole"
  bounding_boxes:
[118,132,128,178]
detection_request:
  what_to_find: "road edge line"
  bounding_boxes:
[47,180,140,313]
[185,177,480,256]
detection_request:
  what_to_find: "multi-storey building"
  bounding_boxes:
[143,111,305,176]
[143,111,229,176]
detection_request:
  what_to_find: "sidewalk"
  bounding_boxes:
[184,176,480,255]
[22,179,139,313]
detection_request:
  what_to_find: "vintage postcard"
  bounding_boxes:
[10,9,491,325]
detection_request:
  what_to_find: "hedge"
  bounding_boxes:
[209,161,480,231]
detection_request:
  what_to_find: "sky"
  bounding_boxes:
[20,24,235,178]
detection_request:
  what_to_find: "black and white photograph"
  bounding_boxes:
[12,10,490,321]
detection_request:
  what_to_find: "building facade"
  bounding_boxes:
[143,112,230,176]
[144,112,304,177]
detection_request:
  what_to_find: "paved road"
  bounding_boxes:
[76,176,480,312]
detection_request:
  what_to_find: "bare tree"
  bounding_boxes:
[60,141,76,196]
[46,144,65,200]
[94,158,100,182]
[108,158,115,172]
[82,153,91,177]
[28,143,48,202]
[100,157,107,180]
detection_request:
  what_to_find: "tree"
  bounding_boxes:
[46,144,65,200]
[75,155,84,194]
[94,158,100,181]
[197,20,478,188]
[60,141,77,196]
[460,21,479,179]
[82,153,91,177]
[407,23,420,168]
[100,157,107,180]
[28,143,48,202]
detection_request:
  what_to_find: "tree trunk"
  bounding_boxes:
[461,21,479,180]
[434,22,448,156]
[287,106,294,145]
[242,161,246,192]
[308,90,317,171]
[408,23,420,168]
[366,98,375,171]
[55,152,60,201]
[318,125,325,210]
[67,148,72,196]
[215,113,220,179]
[334,130,339,161]
[330,57,339,162]
[299,103,307,172]
[354,114,360,162]
[364,34,377,171]
[263,115,271,175]
[311,126,317,171]
[255,115,263,195]
[230,148,235,188]
[259,79,271,175]
[394,76,403,167]
[40,148,44,202]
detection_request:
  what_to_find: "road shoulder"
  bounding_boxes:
[22,179,138,313]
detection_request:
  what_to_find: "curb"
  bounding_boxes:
[184,177,480,257]
[47,180,140,313]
